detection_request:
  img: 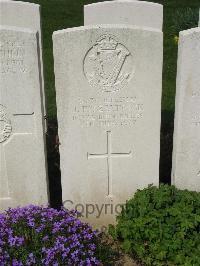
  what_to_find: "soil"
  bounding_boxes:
[99,233,142,266]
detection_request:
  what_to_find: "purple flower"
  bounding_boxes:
[26,253,36,265]
[42,236,49,242]
[12,259,23,266]
[8,236,24,247]
[0,205,100,265]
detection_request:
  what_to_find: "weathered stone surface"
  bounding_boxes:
[53,25,162,227]
[172,27,200,192]
[0,26,48,211]
[84,0,163,31]
[0,0,46,123]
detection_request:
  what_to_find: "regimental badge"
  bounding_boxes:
[0,105,12,143]
[84,34,134,93]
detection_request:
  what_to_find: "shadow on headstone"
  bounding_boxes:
[46,119,62,209]
[159,110,174,185]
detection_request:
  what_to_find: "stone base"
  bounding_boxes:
[0,197,13,212]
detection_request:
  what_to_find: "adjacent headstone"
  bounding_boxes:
[0,0,47,125]
[199,9,200,26]
[172,27,200,192]
[53,25,163,227]
[0,26,48,211]
[84,0,163,31]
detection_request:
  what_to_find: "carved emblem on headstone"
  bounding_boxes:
[84,34,134,92]
[0,105,12,143]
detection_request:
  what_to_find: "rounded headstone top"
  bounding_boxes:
[84,0,163,31]
[0,0,39,8]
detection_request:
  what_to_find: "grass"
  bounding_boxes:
[16,0,199,183]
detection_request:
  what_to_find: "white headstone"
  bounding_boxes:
[0,26,48,211]
[0,0,46,124]
[199,9,200,27]
[53,25,163,227]
[172,27,200,192]
[84,0,163,31]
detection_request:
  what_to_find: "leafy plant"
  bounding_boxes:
[0,205,100,265]
[170,8,198,36]
[109,184,200,266]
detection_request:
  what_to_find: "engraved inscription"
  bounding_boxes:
[192,90,200,97]
[72,97,144,128]
[192,113,200,126]
[0,105,12,143]
[84,35,134,92]
[88,131,132,197]
[0,39,26,74]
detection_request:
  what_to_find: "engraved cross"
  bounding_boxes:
[87,131,132,197]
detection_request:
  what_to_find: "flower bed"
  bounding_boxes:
[0,205,99,265]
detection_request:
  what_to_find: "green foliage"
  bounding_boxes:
[170,8,198,36]
[109,184,200,266]
[95,233,121,266]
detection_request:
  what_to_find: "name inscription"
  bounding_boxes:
[0,40,26,74]
[72,97,144,127]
